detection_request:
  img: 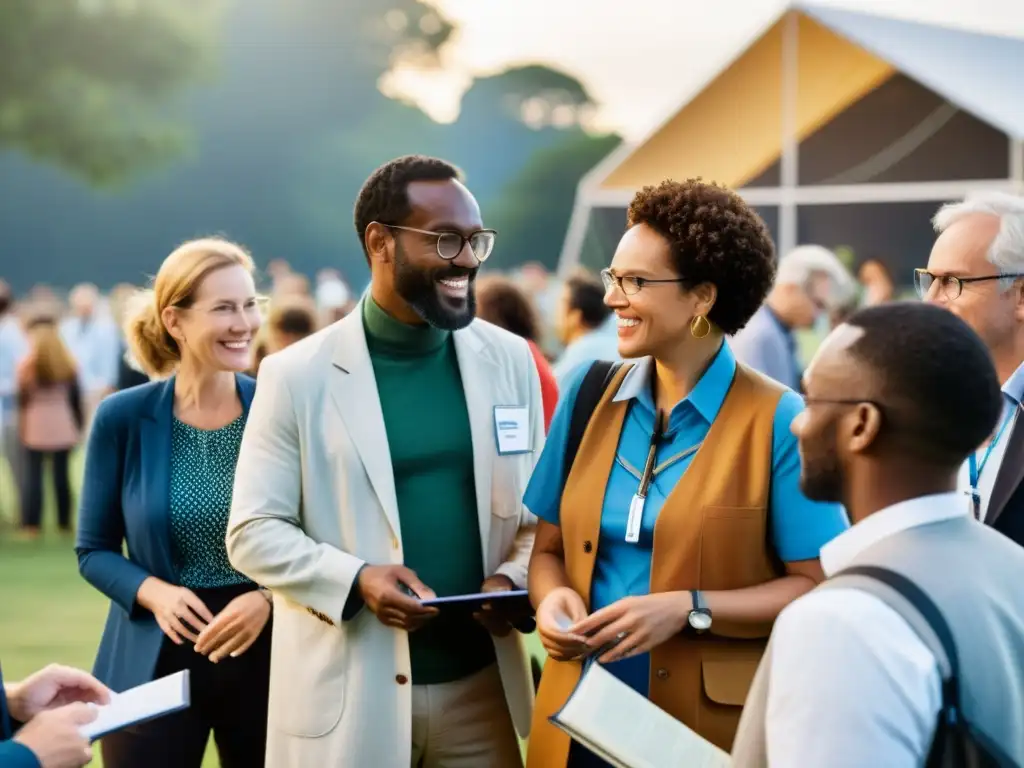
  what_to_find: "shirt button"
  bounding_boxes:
[391,536,399,550]
[656,668,670,680]
[395,674,409,685]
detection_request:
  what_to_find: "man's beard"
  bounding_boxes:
[393,242,476,331]
[799,420,844,503]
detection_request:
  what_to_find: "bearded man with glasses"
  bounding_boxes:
[918,191,1024,547]
[227,155,541,767]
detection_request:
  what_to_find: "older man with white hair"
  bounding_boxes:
[920,191,1024,547]
[731,244,856,391]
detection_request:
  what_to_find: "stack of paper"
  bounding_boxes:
[81,670,191,741]
[550,662,732,768]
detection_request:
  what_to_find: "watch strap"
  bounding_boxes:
[690,589,708,614]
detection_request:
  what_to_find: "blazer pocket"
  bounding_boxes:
[490,457,523,519]
[269,606,348,737]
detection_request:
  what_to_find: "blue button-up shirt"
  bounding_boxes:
[524,342,849,696]
[730,305,802,391]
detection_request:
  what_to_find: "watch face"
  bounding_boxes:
[689,610,712,631]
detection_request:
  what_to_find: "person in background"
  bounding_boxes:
[273,272,310,298]
[227,155,539,768]
[857,258,895,306]
[315,268,354,324]
[249,296,318,377]
[476,273,559,431]
[16,317,83,538]
[75,238,272,767]
[519,261,561,352]
[731,245,856,391]
[733,302,1024,767]
[1,662,111,768]
[551,272,620,387]
[59,284,119,427]
[266,296,318,353]
[108,284,149,391]
[919,191,1024,547]
[0,280,28,519]
[526,180,847,767]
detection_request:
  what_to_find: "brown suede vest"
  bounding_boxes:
[527,362,786,767]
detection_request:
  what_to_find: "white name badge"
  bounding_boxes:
[494,405,530,455]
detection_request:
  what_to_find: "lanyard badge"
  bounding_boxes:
[625,414,663,543]
[967,405,1015,520]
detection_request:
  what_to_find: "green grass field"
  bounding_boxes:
[0,454,543,766]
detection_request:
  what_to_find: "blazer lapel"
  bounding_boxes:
[454,328,501,570]
[140,377,177,581]
[328,308,401,539]
[987,403,1024,527]
[236,373,256,416]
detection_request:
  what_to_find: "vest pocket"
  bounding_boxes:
[699,505,770,590]
[698,655,762,751]
[701,657,760,706]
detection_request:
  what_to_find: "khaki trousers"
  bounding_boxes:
[411,663,522,768]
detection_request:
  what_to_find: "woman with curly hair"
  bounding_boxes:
[524,179,849,767]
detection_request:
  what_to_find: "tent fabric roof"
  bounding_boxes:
[588,5,1024,196]
[800,4,1024,141]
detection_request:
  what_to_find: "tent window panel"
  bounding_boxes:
[797,75,1010,185]
[797,202,938,290]
[578,206,628,274]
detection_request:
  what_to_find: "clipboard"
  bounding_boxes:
[81,670,191,741]
[420,589,530,613]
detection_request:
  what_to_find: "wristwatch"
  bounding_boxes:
[688,590,712,633]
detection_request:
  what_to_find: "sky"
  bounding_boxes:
[382,0,1024,139]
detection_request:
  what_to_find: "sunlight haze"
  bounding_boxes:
[383,0,1024,138]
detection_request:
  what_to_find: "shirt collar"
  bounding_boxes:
[820,491,967,577]
[361,294,449,355]
[1003,360,1024,405]
[612,341,737,426]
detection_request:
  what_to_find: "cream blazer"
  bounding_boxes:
[227,306,542,767]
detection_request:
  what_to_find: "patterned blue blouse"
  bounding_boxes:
[169,415,252,589]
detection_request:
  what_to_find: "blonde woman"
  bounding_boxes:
[75,238,272,767]
[16,317,83,536]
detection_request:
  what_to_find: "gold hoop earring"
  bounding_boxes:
[690,315,711,339]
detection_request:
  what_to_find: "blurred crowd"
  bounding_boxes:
[0,248,895,536]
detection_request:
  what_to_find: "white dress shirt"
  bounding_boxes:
[764,493,970,767]
[957,360,1024,521]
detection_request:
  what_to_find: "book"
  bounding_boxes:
[550,661,732,768]
[81,670,190,741]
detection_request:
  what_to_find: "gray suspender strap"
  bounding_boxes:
[820,566,956,683]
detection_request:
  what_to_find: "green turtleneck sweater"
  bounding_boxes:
[362,296,496,684]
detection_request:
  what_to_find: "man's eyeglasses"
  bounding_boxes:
[384,224,497,263]
[600,268,687,296]
[913,269,1024,301]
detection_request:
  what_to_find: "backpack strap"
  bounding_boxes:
[826,566,959,704]
[562,360,625,487]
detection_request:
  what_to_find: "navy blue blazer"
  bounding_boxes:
[0,664,41,767]
[75,374,256,694]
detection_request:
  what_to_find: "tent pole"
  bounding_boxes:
[557,196,592,279]
[779,10,800,257]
